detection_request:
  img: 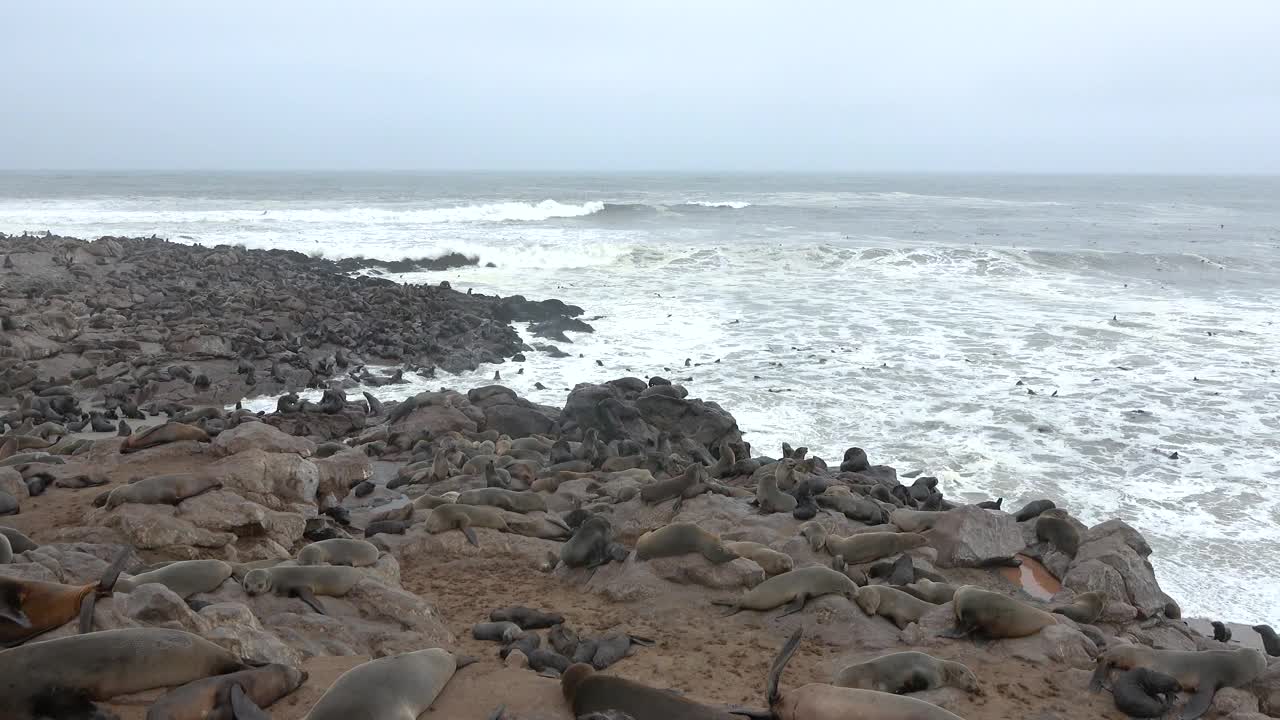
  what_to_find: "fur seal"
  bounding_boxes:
[304,648,459,720]
[490,606,564,629]
[764,629,964,720]
[895,579,957,605]
[365,519,413,537]
[0,492,17,518]
[1035,514,1080,557]
[242,565,364,614]
[0,628,244,717]
[1051,591,1105,624]
[1089,645,1266,719]
[424,503,509,546]
[724,541,794,576]
[457,487,547,513]
[297,538,379,567]
[145,663,306,720]
[713,565,858,617]
[1013,499,1055,522]
[559,515,629,569]
[639,464,705,507]
[104,473,222,509]
[1,549,127,646]
[1252,624,1280,656]
[834,651,981,695]
[946,585,1058,639]
[636,523,736,564]
[1210,621,1231,643]
[472,621,525,643]
[0,534,10,564]
[867,554,915,586]
[756,461,798,513]
[823,532,927,564]
[120,422,211,454]
[888,509,945,533]
[561,663,741,719]
[1109,667,1180,718]
[853,586,934,629]
[116,560,233,598]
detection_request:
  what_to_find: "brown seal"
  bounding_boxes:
[120,422,211,454]
[1088,644,1267,720]
[834,650,981,695]
[1051,590,1105,624]
[0,549,127,646]
[822,532,927,564]
[145,663,307,720]
[561,663,742,719]
[635,522,736,564]
[712,566,858,617]
[945,585,1057,639]
[104,473,222,509]
[852,586,935,629]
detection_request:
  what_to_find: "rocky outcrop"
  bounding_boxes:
[1063,519,1170,618]
[559,378,742,454]
[928,506,1026,568]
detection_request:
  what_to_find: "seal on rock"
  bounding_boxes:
[724,541,794,576]
[1088,645,1267,720]
[1109,667,1180,718]
[1035,514,1080,557]
[1013,499,1055,522]
[242,565,364,614]
[1210,621,1231,643]
[1252,624,1280,656]
[145,662,307,720]
[1,549,128,646]
[304,648,460,720]
[297,538,380,567]
[945,585,1058,639]
[636,523,736,564]
[639,464,705,508]
[834,651,981,695]
[559,515,629,569]
[895,579,957,605]
[116,559,233,599]
[120,422,211,454]
[1051,591,1105,624]
[104,473,222,509]
[424,503,509,546]
[490,606,564,629]
[756,460,798,514]
[712,566,858,617]
[823,532,927,565]
[457,487,547,513]
[853,586,935,629]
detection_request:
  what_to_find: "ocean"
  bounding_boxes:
[2,171,1277,623]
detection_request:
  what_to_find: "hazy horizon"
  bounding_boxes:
[4,1,1278,173]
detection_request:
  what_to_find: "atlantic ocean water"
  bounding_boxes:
[2,172,1278,623]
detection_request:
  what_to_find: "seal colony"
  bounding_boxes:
[0,233,1276,720]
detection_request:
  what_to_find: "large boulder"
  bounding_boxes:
[313,449,372,499]
[389,391,478,436]
[197,601,302,666]
[927,506,1026,569]
[560,378,741,458]
[103,503,236,551]
[124,583,204,632]
[212,422,316,458]
[210,449,320,507]
[176,490,306,550]
[1063,520,1169,617]
[482,403,558,438]
[0,467,28,499]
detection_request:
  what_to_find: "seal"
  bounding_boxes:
[636,522,736,564]
[0,534,10,564]
[457,487,547,513]
[888,509,945,533]
[586,632,654,671]
[0,492,16,518]
[724,541,794,576]
[764,629,964,720]
[1210,621,1231,643]
[1252,624,1280,656]
[1051,590,1105,624]
[559,515,629,569]
[424,503,509,546]
[639,464,705,507]
[104,473,222,509]
[0,628,244,718]
[304,648,460,720]
[833,651,981,695]
[799,521,828,552]
[823,532,927,564]
[297,538,380,567]
[895,579,957,605]
[145,662,307,720]
[1013,499,1056,522]
[242,565,364,614]
[561,663,741,719]
[1109,667,1180,718]
[116,559,233,598]
[853,586,934,629]
[712,565,858,617]
[1089,645,1266,719]
[756,460,798,513]
[472,621,525,643]
[1035,514,1080,557]
[120,422,211,454]
[867,554,915,586]
[490,606,564,629]
[1,549,127,646]
[945,585,1058,639]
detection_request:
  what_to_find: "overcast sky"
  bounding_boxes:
[3,1,1277,172]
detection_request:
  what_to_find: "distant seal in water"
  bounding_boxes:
[1035,514,1080,557]
[945,585,1058,639]
[765,629,965,720]
[120,422,210,454]
[853,586,935,629]
[0,628,245,717]
[146,662,307,720]
[1051,591,1105,624]
[1252,624,1280,656]
[115,559,233,599]
[559,515,629,569]
[636,522,736,564]
[1089,645,1266,720]
[297,538,379,567]
[490,606,564,629]
[0,549,127,646]
[823,532,927,565]
[104,473,222,509]
[242,565,364,614]
[724,541,793,576]
[1013,499,1056,522]
[304,648,460,720]
[424,503,509,546]
[1210,621,1231,643]
[561,663,742,719]
[712,565,858,617]
[834,651,981,695]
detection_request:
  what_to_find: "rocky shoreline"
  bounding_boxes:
[1,234,1278,720]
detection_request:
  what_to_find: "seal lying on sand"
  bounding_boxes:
[145,663,307,720]
[834,651,981,695]
[304,648,461,720]
[712,566,858,617]
[561,663,743,719]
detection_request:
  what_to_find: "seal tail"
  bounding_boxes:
[766,628,803,707]
[1180,684,1218,720]
[1087,657,1110,692]
[98,547,131,593]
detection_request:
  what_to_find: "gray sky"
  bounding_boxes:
[3,1,1277,172]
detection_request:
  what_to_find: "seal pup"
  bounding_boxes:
[0,628,245,717]
[1210,621,1231,643]
[560,663,742,719]
[1109,667,1180,718]
[1088,645,1267,720]
[1252,624,1280,656]
[104,473,222,509]
[490,606,564,629]
[1013,498,1055,522]
[945,585,1058,639]
[636,522,736,564]
[120,422,210,454]
[304,648,460,720]
[756,460,798,513]
[1035,514,1080,557]
[297,538,379,567]
[762,629,965,720]
[895,578,957,605]
[853,586,935,629]
[712,565,858,617]
[823,532,927,565]
[115,559,233,598]
[242,565,364,614]
[1051,591,1106,624]
[559,515,629,569]
[723,541,793,576]
[145,663,307,720]
[1,548,128,646]
[834,651,981,695]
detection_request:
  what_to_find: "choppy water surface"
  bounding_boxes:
[2,172,1278,622]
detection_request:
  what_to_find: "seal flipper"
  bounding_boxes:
[462,526,479,547]
[777,593,808,618]
[940,621,977,640]
[78,592,98,634]
[627,634,655,646]
[710,600,742,617]
[0,602,31,628]
[98,548,131,592]
[1180,684,1219,720]
[766,628,803,706]
[293,587,327,614]
[229,683,271,720]
[1087,658,1110,692]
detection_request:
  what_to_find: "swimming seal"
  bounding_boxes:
[724,541,794,576]
[0,628,245,718]
[1109,667,1180,718]
[945,585,1058,639]
[0,549,127,646]
[1088,644,1267,720]
[424,503,509,546]
[1051,590,1105,624]
[120,423,211,454]
[145,662,307,720]
[823,532,927,565]
[297,538,380,567]
[636,522,736,564]
[559,515,629,569]
[764,629,964,720]
[304,648,459,720]
[712,565,858,617]
[561,663,741,719]
[834,651,981,695]
[242,565,364,614]
[104,473,222,509]
[853,586,934,629]
[116,559,233,598]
